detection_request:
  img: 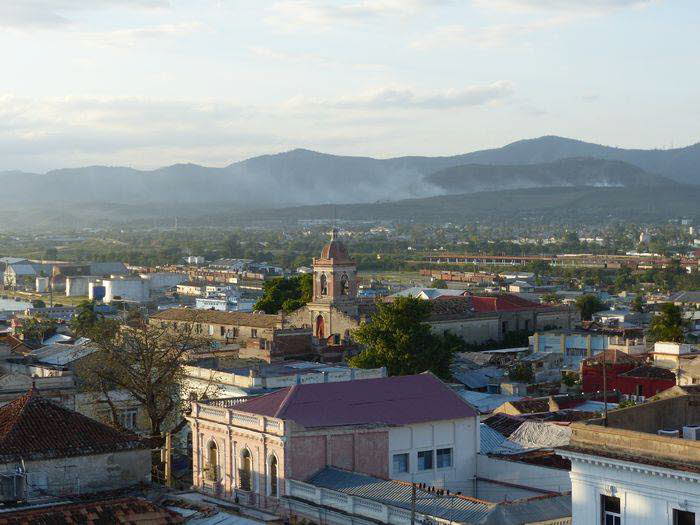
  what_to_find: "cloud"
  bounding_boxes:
[249,46,386,71]
[287,82,514,110]
[0,84,512,170]
[412,17,569,49]
[413,0,655,49]
[81,23,204,47]
[265,0,449,30]
[0,0,169,29]
[471,0,654,14]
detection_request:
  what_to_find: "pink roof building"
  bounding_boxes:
[187,373,479,508]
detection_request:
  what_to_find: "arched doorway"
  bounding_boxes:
[315,315,325,340]
[268,455,278,497]
[206,441,218,481]
[239,449,252,491]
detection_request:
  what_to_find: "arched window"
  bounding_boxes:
[269,455,279,497]
[320,274,328,296]
[315,315,325,340]
[239,449,252,491]
[340,274,349,296]
[206,441,218,481]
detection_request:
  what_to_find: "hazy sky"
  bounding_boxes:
[1,0,698,171]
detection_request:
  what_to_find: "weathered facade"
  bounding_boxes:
[0,390,151,498]
[187,374,479,507]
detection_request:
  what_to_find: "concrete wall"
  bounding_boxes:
[388,418,478,490]
[429,318,499,344]
[476,454,571,493]
[568,454,700,525]
[0,449,150,498]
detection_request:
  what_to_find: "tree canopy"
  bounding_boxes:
[575,294,607,321]
[75,318,211,436]
[648,303,685,343]
[254,273,313,314]
[349,297,461,379]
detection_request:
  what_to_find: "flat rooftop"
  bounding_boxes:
[190,359,354,378]
[560,388,700,473]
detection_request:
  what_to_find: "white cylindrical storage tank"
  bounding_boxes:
[35,277,50,293]
[139,272,187,290]
[67,276,88,297]
[104,277,149,303]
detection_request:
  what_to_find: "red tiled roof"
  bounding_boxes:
[232,373,477,427]
[0,390,148,462]
[0,497,183,524]
[584,349,643,366]
[619,365,676,380]
[470,294,545,313]
[429,294,550,320]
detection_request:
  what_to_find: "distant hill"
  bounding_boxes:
[218,185,700,224]
[0,136,697,207]
[446,136,700,185]
[426,158,673,194]
[0,185,697,229]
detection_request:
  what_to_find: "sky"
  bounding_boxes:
[1,0,698,172]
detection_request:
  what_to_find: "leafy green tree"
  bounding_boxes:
[349,297,461,379]
[648,303,685,343]
[541,293,561,304]
[630,295,645,313]
[43,247,58,260]
[432,279,448,289]
[15,316,57,344]
[70,300,104,337]
[575,294,607,321]
[254,273,313,314]
[31,299,46,308]
[508,362,533,383]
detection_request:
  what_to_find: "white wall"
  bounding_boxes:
[476,454,571,493]
[388,418,478,491]
[567,454,700,525]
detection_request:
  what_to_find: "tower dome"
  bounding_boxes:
[319,229,352,263]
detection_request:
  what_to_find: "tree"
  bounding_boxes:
[648,303,685,343]
[349,297,461,379]
[630,295,645,313]
[508,362,533,383]
[222,233,242,258]
[541,293,561,304]
[254,273,312,314]
[432,279,448,289]
[70,300,105,337]
[31,299,46,308]
[575,294,607,321]
[43,247,58,260]
[15,316,57,344]
[75,318,210,436]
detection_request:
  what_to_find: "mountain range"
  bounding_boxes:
[1,136,697,207]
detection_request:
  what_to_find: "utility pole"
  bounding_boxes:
[410,482,416,525]
[602,351,608,426]
[161,431,173,487]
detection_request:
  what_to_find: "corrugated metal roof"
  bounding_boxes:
[234,373,477,427]
[31,344,97,365]
[479,423,508,454]
[459,391,523,414]
[307,468,495,523]
[480,494,571,525]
